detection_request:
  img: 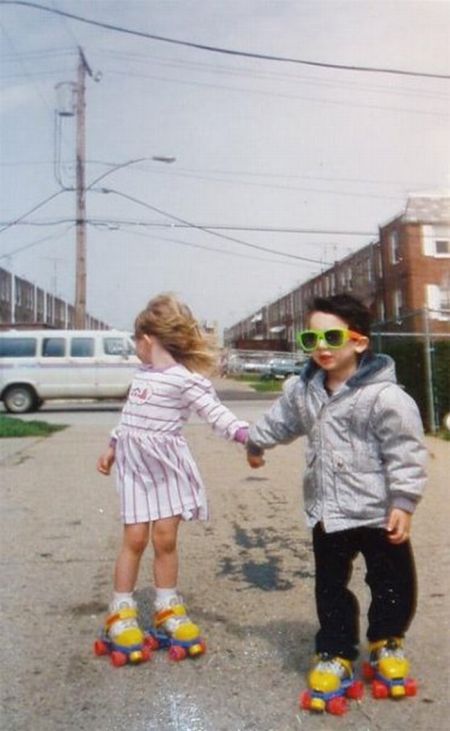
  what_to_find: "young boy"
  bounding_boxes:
[246,294,427,711]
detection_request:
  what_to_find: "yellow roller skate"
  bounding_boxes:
[93,600,152,667]
[150,596,206,661]
[299,653,363,715]
[362,638,418,699]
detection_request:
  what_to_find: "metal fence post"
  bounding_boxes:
[422,308,437,433]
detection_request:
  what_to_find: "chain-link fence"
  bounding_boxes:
[372,309,450,433]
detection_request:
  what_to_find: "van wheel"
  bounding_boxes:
[3,385,38,414]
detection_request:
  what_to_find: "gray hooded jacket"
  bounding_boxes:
[248,353,427,533]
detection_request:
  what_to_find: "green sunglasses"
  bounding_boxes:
[296,328,363,352]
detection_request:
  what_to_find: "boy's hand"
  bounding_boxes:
[247,453,265,469]
[97,447,116,475]
[386,508,412,544]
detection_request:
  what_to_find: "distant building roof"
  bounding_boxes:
[402,194,450,223]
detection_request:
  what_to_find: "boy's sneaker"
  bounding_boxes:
[153,595,201,643]
[363,638,418,698]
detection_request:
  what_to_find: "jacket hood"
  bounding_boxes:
[301,351,397,389]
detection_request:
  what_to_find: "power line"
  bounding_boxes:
[0,190,66,235]
[106,68,449,118]
[109,226,308,268]
[0,223,74,259]
[93,186,334,265]
[3,1,450,80]
[0,217,377,236]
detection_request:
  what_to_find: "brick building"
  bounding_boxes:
[0,267,109,330]
[224,194,450,349]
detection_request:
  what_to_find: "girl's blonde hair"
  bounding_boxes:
[134,293,217,374]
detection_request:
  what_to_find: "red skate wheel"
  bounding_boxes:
[144,635,160,651]
[299,690,312,710]
[362,661,375,681]
[168,645,187,661]
[327,696,348,715]
[93,639,108,656]
[405,678,418,696]
[372,679,389,699]
[346,680,364,700]
[111,650,127,667]
[141,646,152,662]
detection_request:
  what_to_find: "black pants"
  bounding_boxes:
[313,523,417,661]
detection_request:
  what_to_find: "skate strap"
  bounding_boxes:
[154,605,186,627]
[105,607,137,628]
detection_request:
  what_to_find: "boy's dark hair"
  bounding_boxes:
[307,294,371,336]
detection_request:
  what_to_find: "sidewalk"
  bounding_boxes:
[1,418,448,731]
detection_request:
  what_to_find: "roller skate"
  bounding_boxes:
[93,600,153,667]
[299,654,364,715]
[362,638,418,699]
[147,596,206,661]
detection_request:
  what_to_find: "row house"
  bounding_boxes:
[224,194,449,349]
[0,267,109,330]
[378,195,450,332]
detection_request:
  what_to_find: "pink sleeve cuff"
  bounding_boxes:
[234,427,249,444]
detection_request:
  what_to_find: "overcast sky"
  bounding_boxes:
[1,0,449,334]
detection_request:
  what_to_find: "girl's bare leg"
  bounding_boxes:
[114,522,150,592]
[151,516,181,588]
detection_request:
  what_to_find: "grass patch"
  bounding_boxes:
[251,379,283,393]
[436,429,450,441]
[0,414,67,438]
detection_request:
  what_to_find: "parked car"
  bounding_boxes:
[0,329,138,413]
[263,358,304,380]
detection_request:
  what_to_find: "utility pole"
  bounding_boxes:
[74,47,93,328]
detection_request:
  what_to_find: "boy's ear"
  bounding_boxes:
[355,336,369,353]
[143,334,153,346]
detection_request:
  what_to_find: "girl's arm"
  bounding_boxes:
[181,374,248,440]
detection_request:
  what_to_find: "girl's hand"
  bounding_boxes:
[386,508,412,544]
[247,453,265,469]
[97,447,116,475]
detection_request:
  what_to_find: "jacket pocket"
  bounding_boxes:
[332,449,387,518]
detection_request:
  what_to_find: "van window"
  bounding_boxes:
[103,337,127,355]
[0,337,37,358]
[70,337,94,357]
[42,337,66,357]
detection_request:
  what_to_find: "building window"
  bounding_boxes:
[390,230,401,264]
[427,284,450,320]
[422,225,450,257]
[394,289,404,319]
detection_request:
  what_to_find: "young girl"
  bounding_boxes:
[97,294,248,662]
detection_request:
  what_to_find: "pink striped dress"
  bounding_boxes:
[113,363,248,524]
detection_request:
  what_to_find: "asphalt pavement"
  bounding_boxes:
[1,382,449,731]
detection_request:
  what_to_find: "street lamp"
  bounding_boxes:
[75,155,175,328]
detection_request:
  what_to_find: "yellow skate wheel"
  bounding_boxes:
[391,685,406,698]
[188,643,204,657]
[310,697,326,712]
[129,650,143,664]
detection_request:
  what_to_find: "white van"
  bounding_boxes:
[0,329,139,413]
